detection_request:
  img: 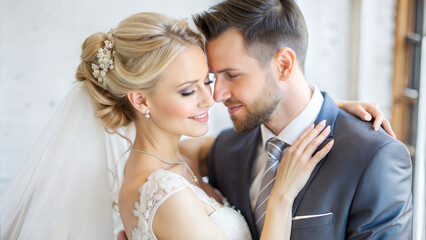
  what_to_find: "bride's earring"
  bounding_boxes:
[144,110,150,119]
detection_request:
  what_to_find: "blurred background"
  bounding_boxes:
[0,0,424,238]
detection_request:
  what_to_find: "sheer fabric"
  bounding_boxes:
[0,83,131,239]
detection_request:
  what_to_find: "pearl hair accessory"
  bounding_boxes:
[92,28,116,83]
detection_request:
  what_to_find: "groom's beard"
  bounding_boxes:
[230,74,282,133]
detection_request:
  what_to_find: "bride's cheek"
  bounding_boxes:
[158,98,196,120]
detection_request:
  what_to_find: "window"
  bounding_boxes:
[393,0,425,238]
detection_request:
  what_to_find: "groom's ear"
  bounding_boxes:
[127,91,150,114]
[274,47,296,82]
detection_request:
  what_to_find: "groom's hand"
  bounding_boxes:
[117,230,128,240]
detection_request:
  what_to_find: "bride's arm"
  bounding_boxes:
[179,137,215,176]
[152,187,228,240]
[260,122,333,239]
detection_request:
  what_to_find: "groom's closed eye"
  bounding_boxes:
[226,73,240,79]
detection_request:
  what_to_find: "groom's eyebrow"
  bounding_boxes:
[217,67,239,73]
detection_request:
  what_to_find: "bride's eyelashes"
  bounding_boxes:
[181,88,196,96]
[204,73,215,86]
[180,78,214,97]
[205,80,215,85]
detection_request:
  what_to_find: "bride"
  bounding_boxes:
[1,12,393,240]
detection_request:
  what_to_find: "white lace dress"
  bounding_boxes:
[132,169,252,240]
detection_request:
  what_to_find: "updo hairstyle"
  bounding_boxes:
[75,12,204,131]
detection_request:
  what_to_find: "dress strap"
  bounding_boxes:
[132,169,191,240]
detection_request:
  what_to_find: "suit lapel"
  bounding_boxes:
[237,128,262,238]
[292,92,339,217]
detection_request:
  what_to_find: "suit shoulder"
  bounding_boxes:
[334,109,403,149]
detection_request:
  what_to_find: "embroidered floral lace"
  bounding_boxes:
[132,169,252,240]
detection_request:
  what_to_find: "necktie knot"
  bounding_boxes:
[265,137,286,162]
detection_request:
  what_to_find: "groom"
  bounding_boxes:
[192,0,412,239]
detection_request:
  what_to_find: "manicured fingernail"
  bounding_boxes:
[320,120,327,126]
[364,115,372,121]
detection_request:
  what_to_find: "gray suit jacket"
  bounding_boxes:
[208,92,412,240]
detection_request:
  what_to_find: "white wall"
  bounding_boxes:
[0,0,223,197]
[0,0,397,197]
[299,0,396,112]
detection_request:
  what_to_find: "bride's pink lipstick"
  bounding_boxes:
[189,112,209,123]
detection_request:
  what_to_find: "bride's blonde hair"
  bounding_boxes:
[76,12,204,131]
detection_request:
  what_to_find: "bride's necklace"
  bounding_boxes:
[131,149,199,185]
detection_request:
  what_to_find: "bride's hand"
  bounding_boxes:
[271,121,334,202]
[336,101,395,138]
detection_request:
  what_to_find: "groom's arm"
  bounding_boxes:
[346,141,413,239]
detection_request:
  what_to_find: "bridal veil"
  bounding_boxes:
[1,82,132,239]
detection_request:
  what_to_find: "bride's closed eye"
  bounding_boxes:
[180,76,214,97]
[180,87,197,96]
[204,75,215,85]
[205,80,215,85]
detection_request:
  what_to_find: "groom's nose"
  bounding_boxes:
[213,78,231,103]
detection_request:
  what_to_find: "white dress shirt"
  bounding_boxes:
[249,84,324,210]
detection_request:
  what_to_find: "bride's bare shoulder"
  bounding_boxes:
[118,168,203,239]
[118,168,155,239]
[120,167,153,197]
[118,168,185,222]
[118,157,160,205]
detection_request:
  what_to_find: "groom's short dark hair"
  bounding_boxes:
[193,0,308,71]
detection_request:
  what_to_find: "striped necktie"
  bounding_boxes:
[254,137,287,234]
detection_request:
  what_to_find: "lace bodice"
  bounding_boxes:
[132,169,252,240]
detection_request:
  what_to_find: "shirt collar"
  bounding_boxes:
[261,84,324,147]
